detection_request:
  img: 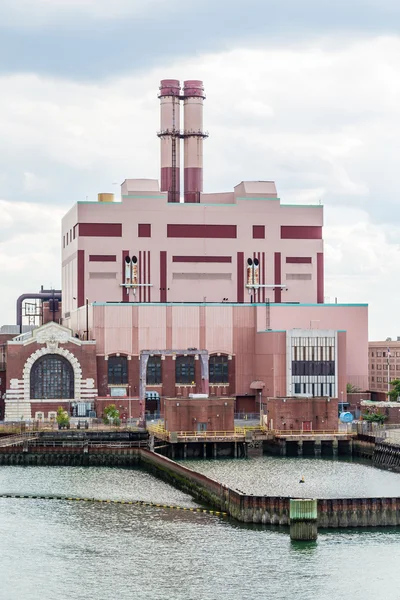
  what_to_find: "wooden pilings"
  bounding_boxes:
[290,499,318,541]
[374,442,400,472]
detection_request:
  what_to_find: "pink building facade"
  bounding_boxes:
[61,180,324,314]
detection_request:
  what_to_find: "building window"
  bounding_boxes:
[371,377,375,382]
[209,355,229,384]
[377,352,382,357]
[30,354,74,399]
[147,356,161,385]
[108,356,128,385]
[377,364,382,370]
[252,225,265,239]
[175,356,195,385]
[377,377,382,382]
[292,361,335,376]
[138,224,151,237]
[371,364,375,369]
[294,383,301,394]
[371,351,374,357]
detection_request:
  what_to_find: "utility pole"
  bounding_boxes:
[86,298,89,341]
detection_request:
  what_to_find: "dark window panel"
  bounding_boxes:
[175,356,195,384]
[30,355,74,399]
[209,355,229,384]
[146,356,162,385]
[108,356,128,385]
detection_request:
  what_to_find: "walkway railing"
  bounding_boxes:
[147,423,265,441]
[272,429,356,436]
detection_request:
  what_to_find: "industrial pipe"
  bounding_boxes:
[16,291,62,332]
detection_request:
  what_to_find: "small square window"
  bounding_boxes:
[252,225,265,239]
[138,224,151,237]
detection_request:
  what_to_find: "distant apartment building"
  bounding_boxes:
[368,339,400,397]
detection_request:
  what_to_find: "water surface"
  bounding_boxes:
[0,464,400,600]
[183,455,400,498]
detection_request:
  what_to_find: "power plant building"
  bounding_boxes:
[1,80,369,425]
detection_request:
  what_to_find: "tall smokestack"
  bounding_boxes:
[182,80,207,203]
[158,79,181,203]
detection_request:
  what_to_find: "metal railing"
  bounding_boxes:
[234,413,260,421]
[0,438,148,450]
[0,421,144,433]
[272,429,356,436]
[147,423,264,440]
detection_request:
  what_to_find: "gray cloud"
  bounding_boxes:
[1,0,400,79]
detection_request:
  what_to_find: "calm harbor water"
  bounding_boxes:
[183,455,400,498]
[0,461,399,600]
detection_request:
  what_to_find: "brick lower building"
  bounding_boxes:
[264,396,339,432]
[164,397,235,433]
[3,322,97,421]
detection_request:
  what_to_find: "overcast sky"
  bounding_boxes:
[0,0,399,339]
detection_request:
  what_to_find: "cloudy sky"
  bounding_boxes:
[0,0,399,339]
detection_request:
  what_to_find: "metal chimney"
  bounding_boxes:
[182,80,208,203]
[158,79,181,203]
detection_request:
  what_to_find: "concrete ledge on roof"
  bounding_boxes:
[234,181,278,197]
[90,301,367,309]
[121,178,160,195]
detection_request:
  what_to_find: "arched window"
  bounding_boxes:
[175,356,195,385]
[209,354,229,384]
[108,356,128,385]
[30,354,74,399]
[147,356,161,385]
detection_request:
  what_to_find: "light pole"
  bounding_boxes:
[85,298,89,341]
[340,391,344,413]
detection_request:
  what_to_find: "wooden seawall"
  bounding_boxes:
[374,441,400,473]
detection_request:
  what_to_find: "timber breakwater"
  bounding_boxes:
[374,441,400,473]
[0,432,400,528]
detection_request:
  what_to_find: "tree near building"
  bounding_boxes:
[103,404,120,426]
[56,407,70,429]
[361,411,387,424]
[346,383,361,393]
[388,379,400,401]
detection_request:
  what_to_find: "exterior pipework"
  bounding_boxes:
[182,80,207,203]
[158,79,181,203]
[16,292,62,332]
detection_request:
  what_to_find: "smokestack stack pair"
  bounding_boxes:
[158,79,207,203]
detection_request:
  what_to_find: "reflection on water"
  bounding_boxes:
[0,465,198,505]
[182,455,400,498]
[0,464,399,600]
